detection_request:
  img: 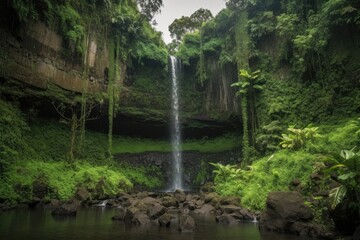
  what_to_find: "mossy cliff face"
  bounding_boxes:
[0,1,172,136]
[0,17,112,94]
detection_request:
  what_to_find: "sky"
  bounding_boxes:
[153,0,227,44]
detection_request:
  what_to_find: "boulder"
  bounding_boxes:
[220,205,242,214]
[200,182,213,194]
[147,205,166,220]
[186,202,196,211]
[51,204,77,216]
[195,204,215,214]
[174,189,186,203]
[112,208,127,221]
[330,201,360,234]
[260,192,313,233]
[178,214,196,232]
[158,213,176,227]
[220,196,240,206]
[135,197,160,212]
[230,210,255,222]
[44,199,60,209]
[195,199,205,209]
[124,207,140,223]
[216,214,238,225]
[288,222,332,238]
[185,194,195,202]
[74,188,90,202]
[237,208,255,221]
[28,197,41,208]
[219,205,255,221]
[204,192,220,207]
[136,191,149,199]
[132,212,150,225]
[162,196,178,208]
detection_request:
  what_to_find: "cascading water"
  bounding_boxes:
[169,56,183,191]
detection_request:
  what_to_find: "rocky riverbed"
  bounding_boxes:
[1,186,357,239]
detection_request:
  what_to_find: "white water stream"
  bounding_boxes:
[169,56,183,191]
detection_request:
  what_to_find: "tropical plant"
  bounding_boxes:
[256,120,283,154]
[326,148,360,210]
[210,163,242,183]
[280,125,321,150]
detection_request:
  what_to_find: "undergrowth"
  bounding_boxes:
[0,161,132,203]
[212,118,360,211]
[213,150,316,210]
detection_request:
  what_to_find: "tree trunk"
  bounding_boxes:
[69,113,78,163]
[241,95,249,166]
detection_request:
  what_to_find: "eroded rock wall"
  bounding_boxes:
[0,18,120,94]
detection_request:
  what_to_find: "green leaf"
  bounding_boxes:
[338,172,356,181]
[329,186,347,209]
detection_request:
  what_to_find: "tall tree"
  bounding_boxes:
[231,69,262,166]
[169,8,213,41]
[137,0,163,22]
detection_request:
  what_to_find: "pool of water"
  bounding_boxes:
[0,207,311,240]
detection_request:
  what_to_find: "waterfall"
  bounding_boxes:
[169,56,183,191]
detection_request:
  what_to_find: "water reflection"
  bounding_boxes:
[0,208,310,240]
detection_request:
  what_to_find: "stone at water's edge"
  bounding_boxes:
[261,191,313,226]
[178,214,196,232]
[220,196,241,206]
[158,213,176,227]
[51,204,77,216]
[112,208,127,221]
[216,214,238,225]
[147,205,166,220]
[260,191,332,238]
[132,212,150,225]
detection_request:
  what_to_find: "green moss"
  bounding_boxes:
[182,135,238,153]
[112,137,171,154]
[112,134,238,154]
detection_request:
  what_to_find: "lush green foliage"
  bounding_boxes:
[176,32,201,65]
[280,126,321,150]
[212,119,360,211]
[0,101,164,203]
[0,100,31,172]
[0,160,132,203]
[326,148,360,209]
[169,8,213,41]
[212,150,316,210]
[175,0,360,132]
[255,120,283,154]
[10,0,168,60]
[58,4,85,53]
[231,69,263,164]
